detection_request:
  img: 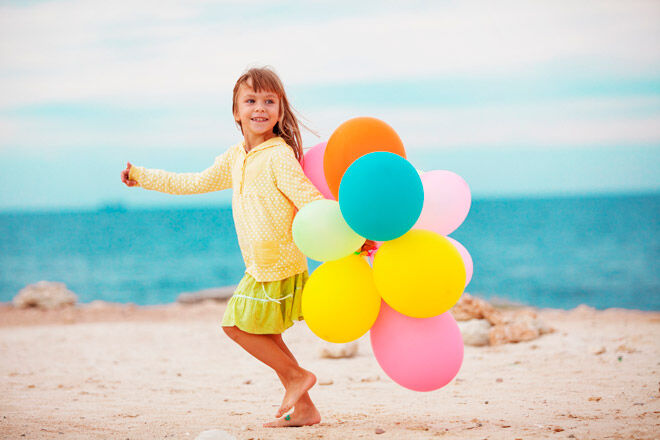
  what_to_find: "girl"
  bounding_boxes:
[121,66,374,428]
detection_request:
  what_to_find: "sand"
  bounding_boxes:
[1,301,658,439]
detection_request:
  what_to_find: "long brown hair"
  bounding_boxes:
[232,67,304,163]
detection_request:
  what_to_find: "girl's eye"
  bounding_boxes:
[246,99,255,104]
[266,99,274,104]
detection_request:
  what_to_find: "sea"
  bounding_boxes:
[0,193,658,310]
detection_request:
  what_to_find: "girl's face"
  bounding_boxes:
[234,81,281,140]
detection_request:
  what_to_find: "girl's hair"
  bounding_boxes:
[232,66,304,163]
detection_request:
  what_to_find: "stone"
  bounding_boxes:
[616,344,638,354]
[450,293,505,325]
[194,429,237,440]
[490,318,540,345]
[319,341,358,359]
[571,304,597,316]
[487,305,554,345]
[13,281,77,309]
[85,300,111,310]
[177,286,236,304]
[457,319,492,346]
[451,294,553,346]
[360,375,380,382]
[489,324,537,345]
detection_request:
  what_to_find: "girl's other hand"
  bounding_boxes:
[359,239,378,256]
[121,162,138,187]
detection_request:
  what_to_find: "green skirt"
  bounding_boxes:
[221,271,308,334]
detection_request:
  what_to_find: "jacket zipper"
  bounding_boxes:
[240,141,278,194]
[240,153,247,195]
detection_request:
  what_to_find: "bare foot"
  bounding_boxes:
[275,369,316,418]
[264,405,321,428]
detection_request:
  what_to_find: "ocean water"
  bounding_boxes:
[0,194,658,310]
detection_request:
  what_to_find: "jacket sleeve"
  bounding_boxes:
[128,146,235,195]
[271,147,324,209]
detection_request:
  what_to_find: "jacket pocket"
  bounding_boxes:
[253,240,280,267]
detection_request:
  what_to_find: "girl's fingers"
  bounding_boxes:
[120,168,137,186]
[122,163,132,178]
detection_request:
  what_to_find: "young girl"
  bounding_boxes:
[121,67,374,428]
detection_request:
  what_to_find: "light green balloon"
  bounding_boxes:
[292,199,366,262]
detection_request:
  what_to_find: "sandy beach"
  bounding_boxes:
[1,301,658,440]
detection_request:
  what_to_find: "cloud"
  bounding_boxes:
[2,96,658,152]
[1,0,659,108]
[306,96,660,149]
[1,1,658,155]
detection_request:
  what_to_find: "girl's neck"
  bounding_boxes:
[244,132,277,153]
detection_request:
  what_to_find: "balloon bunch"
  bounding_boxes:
[294,117,473,392]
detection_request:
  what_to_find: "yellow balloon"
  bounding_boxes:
[373,229,466,318]
[302,254,381,343]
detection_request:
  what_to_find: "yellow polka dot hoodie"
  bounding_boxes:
[129,137,324,282]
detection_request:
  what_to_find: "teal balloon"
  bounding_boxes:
[338,152,423,241]
[292,199,366,261]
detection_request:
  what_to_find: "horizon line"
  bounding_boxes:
[1,188,658,215]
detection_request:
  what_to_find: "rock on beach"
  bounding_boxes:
[456,319,491,346]
[319,341,359,359]
[12,281,77,309]
[451,293,553,346]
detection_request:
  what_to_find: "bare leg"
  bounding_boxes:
[268,335,313,405]
[222,326,316,419]
[262,334,321,428]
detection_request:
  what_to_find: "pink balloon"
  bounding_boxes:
[370,301,463,392]
[446,237,473,288]
[302,142,335,200]
[414,170,471,235]
[368,241,384,265]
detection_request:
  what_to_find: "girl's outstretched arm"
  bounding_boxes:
[125,145,239,195]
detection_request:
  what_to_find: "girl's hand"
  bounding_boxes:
[121,162,138,187]
[359,239,378,256]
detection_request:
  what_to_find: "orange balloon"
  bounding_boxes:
[324,117,406,198]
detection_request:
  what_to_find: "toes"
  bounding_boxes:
[263,417,291,428]
[264,412,320,428]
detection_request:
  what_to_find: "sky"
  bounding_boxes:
[0,0,659,210]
